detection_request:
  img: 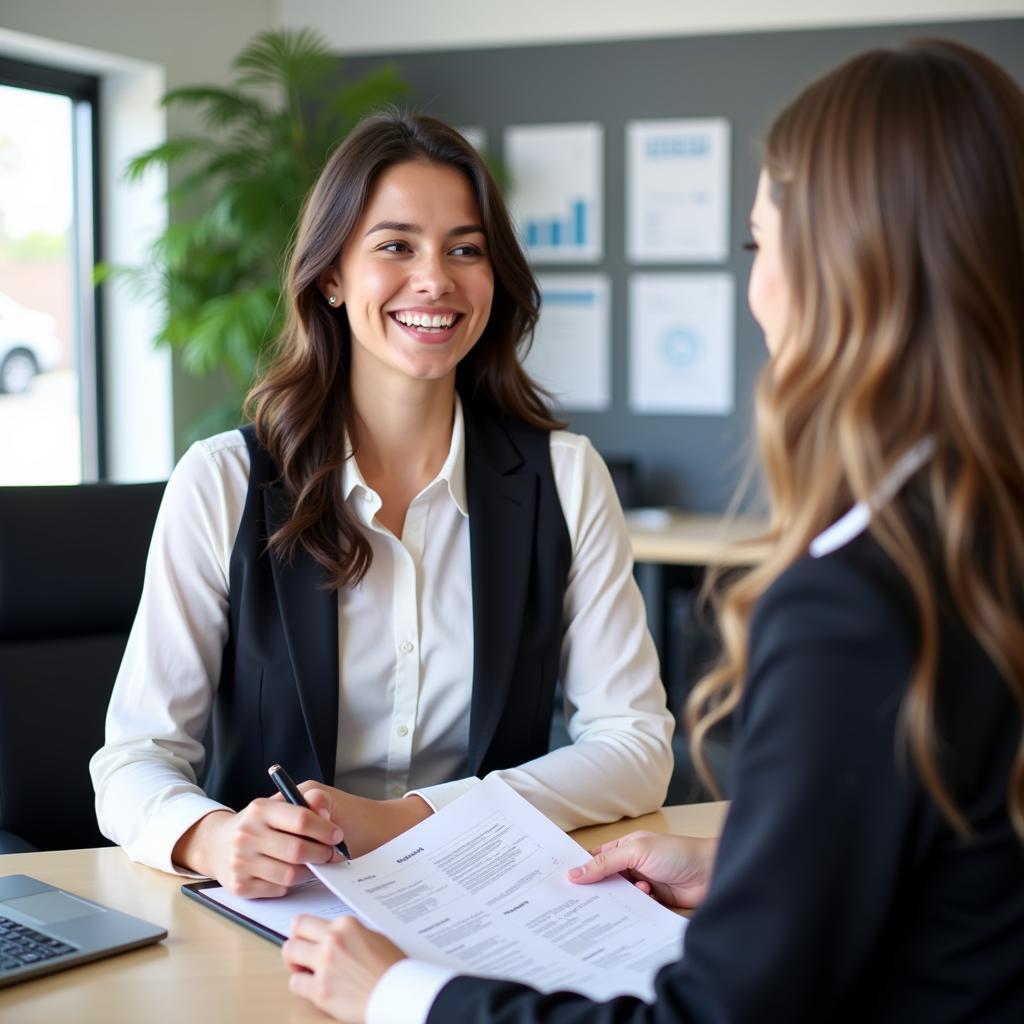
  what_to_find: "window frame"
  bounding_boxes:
[0,55,105,480]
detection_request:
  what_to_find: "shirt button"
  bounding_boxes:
[391,785,404,798]
[400,640,414,654]
[396,724,409,737]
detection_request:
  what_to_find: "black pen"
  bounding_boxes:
[268,763,351,861]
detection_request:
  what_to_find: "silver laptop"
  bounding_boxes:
[0,874,166,987]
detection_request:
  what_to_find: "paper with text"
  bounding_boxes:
[312,776,686,1001]
[627,119,731,263]
[525,274,611,412]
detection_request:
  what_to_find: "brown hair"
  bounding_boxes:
[689,39,1024,840]
[246,110,560,588]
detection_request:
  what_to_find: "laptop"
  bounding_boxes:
[0,874,166,988]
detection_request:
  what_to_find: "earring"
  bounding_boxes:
[328,295,338,306]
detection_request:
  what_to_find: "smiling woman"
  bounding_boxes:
[90,111,674,898]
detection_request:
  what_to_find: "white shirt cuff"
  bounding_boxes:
[366,959,459,1024]
[148,793,233,876]
[407,776,479,813]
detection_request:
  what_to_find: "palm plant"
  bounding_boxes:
[107,28,409,438]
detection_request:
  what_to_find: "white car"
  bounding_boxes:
[0,291,62,395]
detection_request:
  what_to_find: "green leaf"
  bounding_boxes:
[184,286,279,385]
[123,137,214,181]
[93,262,161,302]
[161,86,271,130]
[233,28,334,91]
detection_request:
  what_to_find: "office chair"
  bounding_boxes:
[600,456,638,510]
[0,481,165,853]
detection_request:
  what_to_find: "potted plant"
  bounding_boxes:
[105,28,409,439]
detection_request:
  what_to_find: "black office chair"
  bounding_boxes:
[0,481,165,853]
[600,456,638,510]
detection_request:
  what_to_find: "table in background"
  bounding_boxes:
[0,802,729,1023]
[625,511,770,568]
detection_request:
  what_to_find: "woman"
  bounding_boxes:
[281,40,1024,1022]
[90,113,674,895]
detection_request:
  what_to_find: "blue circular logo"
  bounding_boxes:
[662,328,700,368]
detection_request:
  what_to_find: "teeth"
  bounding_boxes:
[393,311,456,329]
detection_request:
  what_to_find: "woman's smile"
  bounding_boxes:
[388,306,464,344]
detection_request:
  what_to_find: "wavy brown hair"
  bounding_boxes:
[688,40,1024,840]
[246,111,560,589]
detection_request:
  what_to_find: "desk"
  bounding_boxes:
[625,511,771,567]
[0,803,728,1023]
[572,801,728,850]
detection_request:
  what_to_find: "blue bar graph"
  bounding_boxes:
[573,201,585,246]
[523,198,589,251]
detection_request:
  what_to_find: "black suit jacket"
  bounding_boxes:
[200,401,571,810]
[429,529,1024,1023]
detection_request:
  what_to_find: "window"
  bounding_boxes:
[0,57,102,484]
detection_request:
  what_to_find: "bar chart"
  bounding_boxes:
[524,199,589,250]
[506,122,603,263]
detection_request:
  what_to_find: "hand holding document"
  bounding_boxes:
[310,776,686,1001]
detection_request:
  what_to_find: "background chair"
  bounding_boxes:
[0,482,165,853]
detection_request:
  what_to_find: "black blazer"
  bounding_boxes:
[200,401,572,811]
[429,529,1024,1023]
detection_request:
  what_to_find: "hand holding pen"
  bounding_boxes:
[269,764,352,861]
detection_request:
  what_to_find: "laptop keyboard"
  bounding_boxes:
[0,915,77,971]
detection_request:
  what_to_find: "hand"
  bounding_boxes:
[568,831,717,910]
[292,782,433,858]
[282,914,407,1023]
[171,797,344,898]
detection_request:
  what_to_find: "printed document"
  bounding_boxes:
[629,272,735,415]
[312,776,686,1001]
[627,118,731,263]
[525,274,611,412]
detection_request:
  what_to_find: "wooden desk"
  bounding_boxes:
[625,511,770,567]
[572,801,728,851]
[0,803,728,1023]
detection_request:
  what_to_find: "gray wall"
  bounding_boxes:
[337,18,1024,511]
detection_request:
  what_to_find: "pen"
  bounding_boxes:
[267,763,351,861]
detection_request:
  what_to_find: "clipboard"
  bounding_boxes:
[181,875,357,947]
[181,880,287,945]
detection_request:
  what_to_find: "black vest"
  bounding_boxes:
[200,402,572,809]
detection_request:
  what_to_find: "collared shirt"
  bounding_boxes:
[90,397,674,874]
[809,437,936,558]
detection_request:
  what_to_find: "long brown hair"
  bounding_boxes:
[689,39,1024,840]
[246,111,560,589]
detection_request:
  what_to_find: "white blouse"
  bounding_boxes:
[90,398,674,874]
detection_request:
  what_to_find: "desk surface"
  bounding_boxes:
[0,803,729,1023]
[625,511,771,566]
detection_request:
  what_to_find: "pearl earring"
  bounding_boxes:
[328,295,338,306]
